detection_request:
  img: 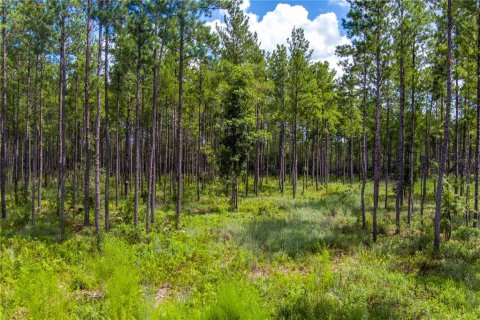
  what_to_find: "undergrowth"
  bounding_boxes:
[1,180,480,319]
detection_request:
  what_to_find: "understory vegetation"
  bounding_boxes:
[2,180,480,319]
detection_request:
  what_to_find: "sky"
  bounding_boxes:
[206,0,351,75]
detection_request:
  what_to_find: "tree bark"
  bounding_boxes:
[372,30,381,243]
[83,0,92,227]
[396,2,405,235]
[134,32,142,227]
[407,41,416,225]
[104,0,110,231]
[94,3,103,237]
[1,4,7,219]
[58,6,67,239]
[176,13,184,225]
[434,0,452,251]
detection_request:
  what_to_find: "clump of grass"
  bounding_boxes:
[93,236,151,319]
[202,280,269,320]
[13,265,72,319]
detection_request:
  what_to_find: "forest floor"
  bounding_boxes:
[1,180,480,319]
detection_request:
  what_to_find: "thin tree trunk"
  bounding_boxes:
[104,1,110,231]
[420,98,431,221]
[279,121,285,195]
[292,82,298,198]
[31,51,39,225]
[360,58,367,229]
[372,30,381,243]
[83,0,92,226]
[134,33,142,227]
[407,41,416,225]
[37,58,44,209]
[196,65,202,202]
[254,104,260,196]
[94,4,103,238]
[176,13,184,225]
[1,5,7,219]
[58,6,67,239]
[385,94,390,209]
[454,74,459,194]
[396,3,405,234]
[25,57,31,201]
[115,72,120,211]
[475,9,480,228]
[434,0,452,251]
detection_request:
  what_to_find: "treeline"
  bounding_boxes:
[0,0,478,252]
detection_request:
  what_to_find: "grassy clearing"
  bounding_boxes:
[1,180,480,319]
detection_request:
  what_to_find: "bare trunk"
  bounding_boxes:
[1,5,7,219]
[83,0,92,226]
[58,7,67,239]
[407,42,416,225]
[372,32,381,243]
[104,2,110,231]
[434,0,452,251]
[94,5,103,237]
[176,14,184,225]
[396,4,405,234]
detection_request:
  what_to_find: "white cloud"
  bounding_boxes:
[239,0,251,11]
[206,2,350,76]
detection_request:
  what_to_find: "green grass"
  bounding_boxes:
[1,178,480,319]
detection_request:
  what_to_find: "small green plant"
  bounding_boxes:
[203,281,269,320]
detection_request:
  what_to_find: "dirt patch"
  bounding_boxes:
[155,283,172,306]
[75,290,103,300]
[249,266,269,278]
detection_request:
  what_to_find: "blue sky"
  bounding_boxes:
[248,0,349,35]
[206,0,351,74]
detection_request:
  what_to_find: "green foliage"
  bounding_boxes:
[14,267,72,319]
[3,181,480,319]
[94,236,150,319]
[218,64,255,180]
[203,281,269,320]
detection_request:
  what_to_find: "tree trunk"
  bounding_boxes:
[1,5,7,219]
[360,58,367,229]
[279,121,285,194]
[134,35,142,227]
[385,94,390,209]
[475,9,480,228]
[31,51,39,226]
[94,4,103,237]
[104,0,110,231]
[372,31,381,243]
[420,99,431,221]
[407,41,416,225]
[176,13,184,225]
[396,4,405,234]
[83,0,92,227]
[115,73,120,211]
[58,6,67,239]
[254,104,260,196]
[434,0,452,251]
[196,65,202,202]
[24,57,31,202]
[38,58,44,210]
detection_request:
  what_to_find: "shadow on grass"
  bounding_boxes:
[239,217,371,258]
[234,191,371,258]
